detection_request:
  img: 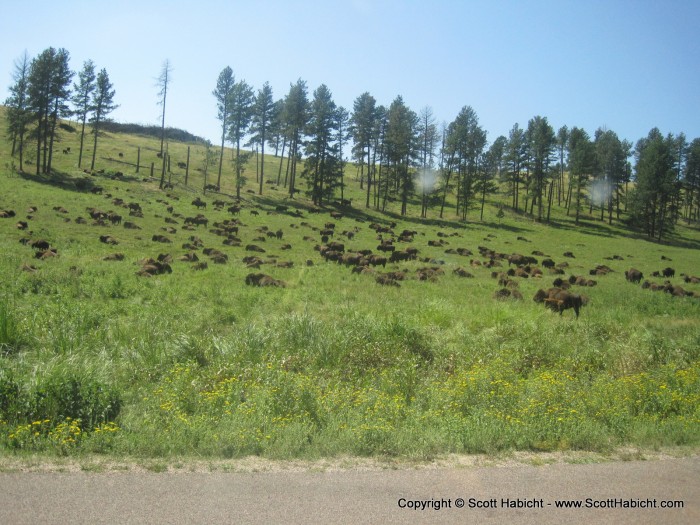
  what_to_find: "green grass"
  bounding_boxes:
[1,107,699,461]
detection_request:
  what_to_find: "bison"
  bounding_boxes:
[245,273,286,288]
[99,235,119,245]
[191,197,207,209]
[534,288,587,318]
[625,268,644,284]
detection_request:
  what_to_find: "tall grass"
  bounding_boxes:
[1,109,699,459]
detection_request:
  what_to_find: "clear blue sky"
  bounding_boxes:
[2,0,699,147]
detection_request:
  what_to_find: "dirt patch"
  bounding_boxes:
[1,447,697,474]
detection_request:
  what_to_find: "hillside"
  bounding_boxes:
[1,113,699,461]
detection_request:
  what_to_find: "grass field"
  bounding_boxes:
[1,109,699,461]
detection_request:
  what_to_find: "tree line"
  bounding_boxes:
[5,48,117,174]
[210,64,699,240]
[5,48,700,241]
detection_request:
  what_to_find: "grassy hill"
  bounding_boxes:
[1,109,699,461]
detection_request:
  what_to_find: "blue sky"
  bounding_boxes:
[2,0,699,147]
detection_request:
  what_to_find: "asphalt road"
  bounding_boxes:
[1,457,698,524]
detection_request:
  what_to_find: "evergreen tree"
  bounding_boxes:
[335,106,350,203]
[251,81,274,195]
[594,128,630,224]
[213,66,235,189]
[282,79,309,199]
[383,96,418,215]
[4,51,31,171]
[567,127,595,225]
[350,92,378,208]
[504,123,526,212]
[228,79,254,198]
[477,137,505,221]
[445,106,486,220]
[526,115,555,221]
[556,125,569,205]
[89,68,117,171]
[628,129,680,240]
[303,84,338,205]
[683,138,700,222]
[27,47,73,175]
[72,60,96,168]
[417,106,439,218]
[46,48,72,174]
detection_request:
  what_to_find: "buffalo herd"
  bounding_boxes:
[6,174,699,320]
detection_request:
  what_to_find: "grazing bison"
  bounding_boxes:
[453,267,473,278]
[625,268,644,283]
[589,265,613,276]
[534,288,587,318]
[662,267,675,278]
[191,197,207,209]
[245,273,286,288]
[137,260,172,277]
[99,235,119,245]
[508,253,538,266]
[494,288,523,300]
[184,215,208,228]
[151,234,172,243]
[368,255,387,268]
[375,274,400,287]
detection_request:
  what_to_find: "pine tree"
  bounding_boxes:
[384,96,418,215]
[213,66,235,189]
[228,79,254,199]
[628,129,680,240]
[526,116,555,221]
[350,92,378,208]
[282,79,309,199]
[251,81,274,195]
[27,47,73,175]
[303,84,338,205]
[72,60,96,169]
[4,51,31,171]
[567,127,595,225]
[504,123,526,212]
[89,68,117,171]
[683,138,700,222]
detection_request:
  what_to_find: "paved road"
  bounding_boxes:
[1,457,698,524]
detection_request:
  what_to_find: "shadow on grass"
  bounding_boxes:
[17,167,141,194]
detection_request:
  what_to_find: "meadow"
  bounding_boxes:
[1,111,699,462]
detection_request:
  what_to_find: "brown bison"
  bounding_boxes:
[534,288,587,318]
[99,235,119,245]
[152,234,172,243]
[625,268,644,283]
[245,273,286,288]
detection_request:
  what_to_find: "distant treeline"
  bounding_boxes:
[100,121,207,144]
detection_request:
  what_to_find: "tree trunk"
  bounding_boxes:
[277,137,287,185]
[78,117,87,168]
[185,146,190,186]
